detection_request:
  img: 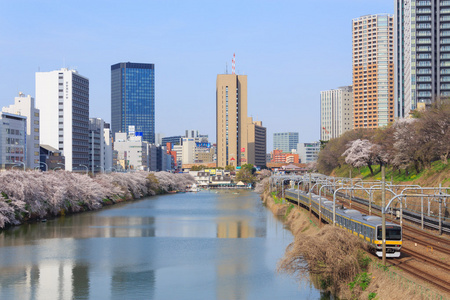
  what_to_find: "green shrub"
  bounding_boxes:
[285,204,294,218]
[368,292,377,300]
[349,272,371,291]
[357,251,372,271]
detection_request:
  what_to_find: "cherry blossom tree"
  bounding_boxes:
[0,170,195,228]
[342,139,377,176]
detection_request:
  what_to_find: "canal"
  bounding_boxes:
[0,190,323,299]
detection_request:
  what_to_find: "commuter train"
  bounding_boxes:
[285,188,402,258]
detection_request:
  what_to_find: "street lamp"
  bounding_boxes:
[79,164,88,175]
[95,165,104,174]
[39,162,48,171]
[13,161,25,171]
[54,162,65,171]
[107,167,117,173]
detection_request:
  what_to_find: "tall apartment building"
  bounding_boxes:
[2,93,40,169]
[353,14,395,129]
[273,132,299,153]
[0,112,27,169]
[395,0,450,117]
[216,74,248,168]
[36,68,89,171]
[111,62,155,143]
[320,86,353,141]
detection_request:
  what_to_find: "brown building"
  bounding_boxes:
[216,74,266,168]
[352,14,394,129]
[246,117,266,167]
[216,74,248,168]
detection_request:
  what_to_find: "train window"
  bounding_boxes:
[377,227,402,241]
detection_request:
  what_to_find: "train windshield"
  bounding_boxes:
[377,226,402,241]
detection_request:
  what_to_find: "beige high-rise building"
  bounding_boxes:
[352,14,394,129]
[246,117,266,167]
[216,74,248,168]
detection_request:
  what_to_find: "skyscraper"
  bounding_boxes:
[395,1,450,117]
[36,68,89,171]
[273,132,299,153]
[216,74,248,168]
[353,14,394,129]
[320,86,353,141]
[111,62,155,143]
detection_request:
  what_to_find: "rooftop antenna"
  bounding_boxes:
[232,53,236,75]
[225,62,228,74]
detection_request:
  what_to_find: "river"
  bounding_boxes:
[0,190,324,299]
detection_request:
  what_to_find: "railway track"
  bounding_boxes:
[289,189,450,295]
[388,260,450,295]
[401,248,450,273]
[403,232,450,256]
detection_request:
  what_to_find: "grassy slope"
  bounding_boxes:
[331,159,450,187]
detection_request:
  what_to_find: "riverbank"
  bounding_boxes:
[0,170,195,229]
[260,189,443,300]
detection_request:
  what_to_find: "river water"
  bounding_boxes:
[0,190,324,299]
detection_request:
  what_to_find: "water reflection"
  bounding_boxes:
[0,190,322,299]
[0,215,156,248]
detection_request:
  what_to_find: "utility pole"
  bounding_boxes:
[382,164,386,265]
[309,173,312,216]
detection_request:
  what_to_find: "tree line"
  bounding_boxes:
[317,100,450,176]
[0,170,195,228]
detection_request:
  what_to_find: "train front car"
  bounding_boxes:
[374,224,402,258]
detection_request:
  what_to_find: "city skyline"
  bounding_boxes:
[0,0,394,150]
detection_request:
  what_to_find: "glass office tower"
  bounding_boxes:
[111,62,155,143]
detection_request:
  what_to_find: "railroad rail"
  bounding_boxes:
[388,260,450,295]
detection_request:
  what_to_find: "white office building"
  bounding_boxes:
[36,68,89,171]
[297,142,321,164]
[2,93,40,169]
[114,132,146,171]
[320,86,353,141]
[89,118,113,173]
[0,112,27,169]
[182,137,196,165]
[103,123,113,172]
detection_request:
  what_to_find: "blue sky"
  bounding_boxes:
[0,0,393,151]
